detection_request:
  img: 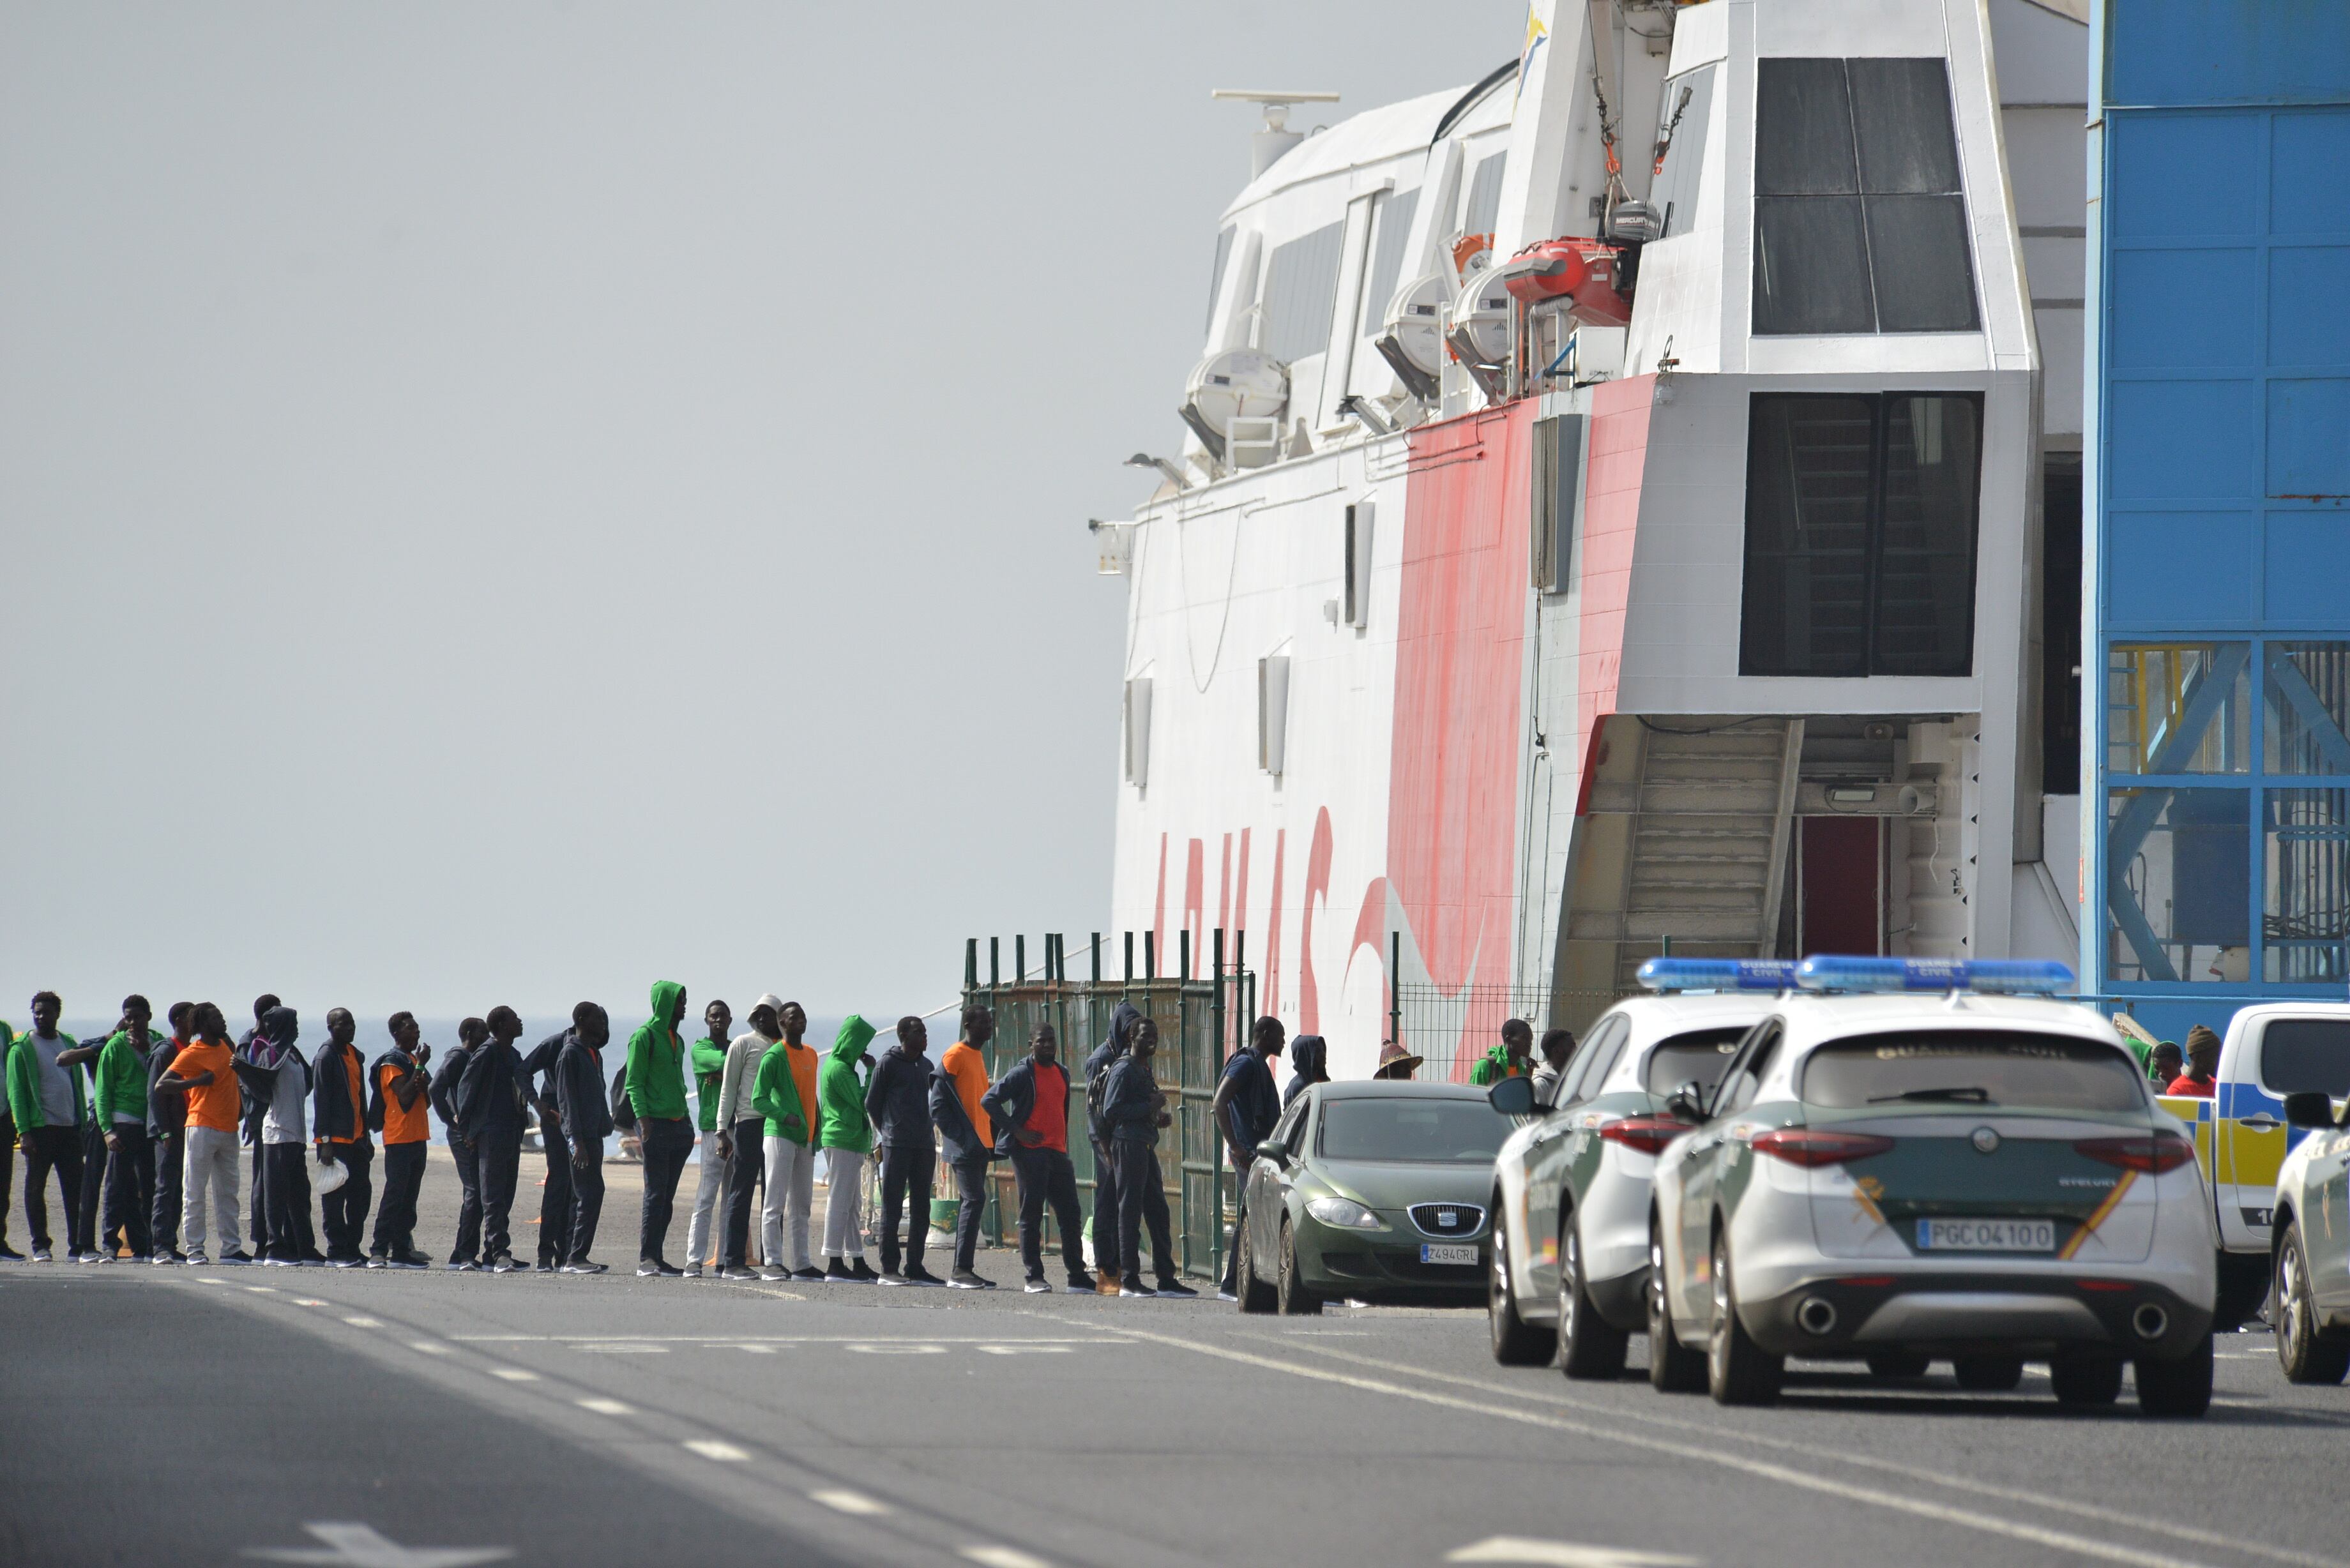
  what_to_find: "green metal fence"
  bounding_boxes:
[1392,982,1621,1082]
[959,930,1255,1283]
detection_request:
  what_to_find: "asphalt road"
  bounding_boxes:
[3,1255,2345,1568]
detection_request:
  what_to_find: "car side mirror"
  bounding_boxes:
[1487,1076,1536,1117]
[1255,1138,1289,1166]
[1664,1080,1706,1124]
[2282,1091,2337,1129]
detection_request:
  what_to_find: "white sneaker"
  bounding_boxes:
[185,1252,210,1267]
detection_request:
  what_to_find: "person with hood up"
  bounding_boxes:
[1214,1016,1287,1301]
[625,980,695,1277]
[309,1008,373,1267]
[1469,1018,1535,1087]
[982,1021,1096,1294]
[431,1017,489,1269]
[711,996,779,1281]
[865,1015,943,1285]
[1098,1016,1196,1299]
[145,1002,197,1264]
[520,1014,579,1274]
[683,997,733,1277]
[95,995,162,1263]
[232,1005,317,1267]
[1083,1002,1142,1293]
[930,1005,998,1289]
[816,1015,879,1281]
[553,1002,614,1272]
[749,1000,826,1283]
[8,990,92,1262]
[1280,1031,1324,1111]
[366,1013,434,1269]
[457,1006,535,1274]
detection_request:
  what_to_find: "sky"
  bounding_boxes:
[0,3,1517,1027]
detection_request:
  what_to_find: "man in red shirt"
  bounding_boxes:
[2165,1025,2222,1098]
[981,1023,1095,1295]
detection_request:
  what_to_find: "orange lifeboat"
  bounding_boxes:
[1494,236,1632,328]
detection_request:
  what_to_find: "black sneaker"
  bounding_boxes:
[948,1268,994,1290]
[637,1258,683,1278]
[1155,1280,1199,1299]
[790,1266,826,1281]
[393,1249,431,1269]
[218,1251,255,1267]
[561,1260,609,1274]
[448,1260,479,1272]
[533,1260,558,1274]
[365,1254,388,1270]
[718,1265,760,1281]
[0,1245,22,1263]
[1066,1270,1098,1293]
[330,1256,364,1269]
[489,1253,522,1274]
[824,1257,853,1281]
[902,1264,945,1286]
[1119,1279,1156,1299]
[877,1269,911,1286]
[1024,1276,1052,1294]
[847,1258,880,1282]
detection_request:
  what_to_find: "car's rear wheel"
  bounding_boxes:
[1646,1219,1707,1393]
[1275,1219,1321,1316]
[1487,1212,1554,1364]
[1706,1228,1782,1406]
[2275,1225,2350,1385]
[1952,1355,2025,1392]
[2135,1332,2213,1417]
[1863,1352,1930,1381]
[1233,1209,1275,1315]
[1557,1216,1628,1380]
[2049,1352,2124,1406]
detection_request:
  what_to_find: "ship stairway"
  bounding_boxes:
[1565,717,1805,997]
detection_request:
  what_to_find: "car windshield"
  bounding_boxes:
[1643,1028,1751,1096]
[1316,1098,1508,1163]
[1801,1030,2146,1112]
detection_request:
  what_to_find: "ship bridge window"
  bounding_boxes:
[1360,187,1420,335]
[1262,220,1346,365]
[1739,391,1982,678]
[1206,225,1234,335]
[1752,57,1978,335]
[1648,65,1715,239]
[1462,151,1506,237]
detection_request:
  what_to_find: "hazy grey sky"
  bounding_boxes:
[0,3,1514,1023]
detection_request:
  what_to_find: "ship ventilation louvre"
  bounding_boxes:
[1258,656,1291,776]
[1530,417,1583,594]
[1344,502,1374,628]
[1124,679,1153,788]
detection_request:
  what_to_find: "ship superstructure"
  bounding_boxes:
[1105,0,2091,1075]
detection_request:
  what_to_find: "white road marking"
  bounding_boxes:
[683,1440,751,1462]
[730,1345,776,1354]
[1098,1323,2217,1568]
[570,1343,667,1353]
[1265,1336,2340,1568]
[243,1519,513,1567]
[1447,1541,1703,1567]
[196,1276,229,1284]
[488,1368,538,1382]
[959,1548,1054,1568]
[809,1489,891,1517]
[973,1345,1072,1355]
[450,1334,1119,1345]
[408,1341,449,1355]
[292,1298,327,1306]
[342,1316,384,1328]
[246,1286,279,1293]
[844,1343,948,1354]
[575,1398,633,1415]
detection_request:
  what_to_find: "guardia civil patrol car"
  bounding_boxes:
[1484,960,1786,1373]
[1646,958,2218,1416]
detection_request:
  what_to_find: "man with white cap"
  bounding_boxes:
[750,1000,825,1282]
[712,995,782,1281]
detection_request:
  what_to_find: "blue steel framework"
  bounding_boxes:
[2086,0,2350,1042]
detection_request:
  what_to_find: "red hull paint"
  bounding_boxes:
[1389,403,1538,1071]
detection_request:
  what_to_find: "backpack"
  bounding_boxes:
[610,1065,637,1133]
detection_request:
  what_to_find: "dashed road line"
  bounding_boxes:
[489,1368,540,1382]
[959,1548,1053,1568]
[409,1341,450,1355]
[810,1489,891,1517]
[342,1316,383,1327]
[683,1439,752,1462]
[575,1398,633,1415]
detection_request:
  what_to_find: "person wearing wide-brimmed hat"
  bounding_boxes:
[1373,1041,1422,1081]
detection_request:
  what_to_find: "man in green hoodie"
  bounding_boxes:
[0,1016,16,1260]
[1469,1019,1534,1087]
[683,998,732,1277]
[8,991,92,1262]
[625,980,694,1277]
[95,996,162,1262]
[817,1015,879,1281]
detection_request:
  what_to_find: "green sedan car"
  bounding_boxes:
[1232,1081,1510,1314]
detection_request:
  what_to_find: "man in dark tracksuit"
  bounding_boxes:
[457,1006,533,1274]
[239,995,280,1258]
[1099,1016,1197,1298]
[863,1016,941,1285]
[431,1018,488,1268]
[982,1023,1096,1293]
[554,1004,614,1272]
[1211,1016,1285,1300]
[1084,1002,1142,1292]
[521,1021,577,1273]
[310,1009,374,1266]
[146,1003,195,1263]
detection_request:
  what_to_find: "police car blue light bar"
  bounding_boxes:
[1635,958,1800,993]
[1792,956,2076,995]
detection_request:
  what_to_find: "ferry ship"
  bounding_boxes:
[1102,0,2091,1075]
